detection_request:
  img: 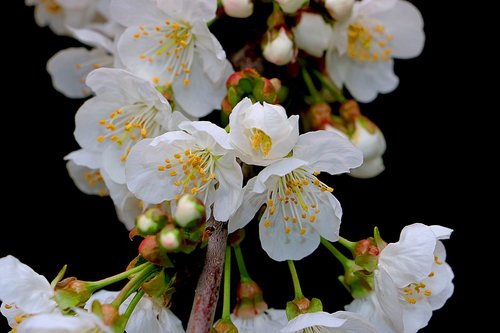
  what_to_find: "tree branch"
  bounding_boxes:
[186,217,228,333]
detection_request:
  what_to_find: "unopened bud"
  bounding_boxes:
[158,226,182,251]
[136,208,167,236]
[253,77,278,103]
[221,0,254,18]
[325,0,354,21]
[262,28,295,66]
[174,194,205,228]
[213,319,238,333]
[138,235,173,267]
[276,0,309,15]
[54,278,93,309]
[233,280,268,318]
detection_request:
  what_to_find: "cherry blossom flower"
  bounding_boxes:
[110,0,233,117]
[231,309,287,333]
[327,0,425,102]
[229,130,362,261]
[282,311,378,333]
[74,68,174,185]
[228,98,299,166]
[262,28,295,66]
[126,121,243,221]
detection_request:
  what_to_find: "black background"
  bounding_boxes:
[2,1,475,332]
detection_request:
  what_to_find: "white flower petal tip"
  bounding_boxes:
[263,28,295,66]
[222,0,254,18]
[276,0,309,15]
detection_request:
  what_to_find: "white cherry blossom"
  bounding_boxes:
[327,0,425,102]
[281,311,378,333]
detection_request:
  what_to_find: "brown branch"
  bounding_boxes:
[186,217,228,333]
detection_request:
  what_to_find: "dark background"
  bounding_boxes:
[2,1,475,331]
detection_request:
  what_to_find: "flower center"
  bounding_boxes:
[157,147,217,203]
[263,168,333,235]
[250,128,272,156]
[42,0,62,14]
[97,104,161,163]
[347,19,393,62]
[133,21,195,87]
[401,255,443,304]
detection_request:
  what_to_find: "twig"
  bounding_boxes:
[186,217,228,333]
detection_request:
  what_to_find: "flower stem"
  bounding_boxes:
[234,244,252,282]
[301,67,324,104]
[287,260,304,300]
[222,245,232,321]
[111,263,158,308]
[186,217,228,333]
[312,69,346,103]
[320,237,352,270]
[118,290,145,331]
[338,237,357,252]
[86,262,151,291]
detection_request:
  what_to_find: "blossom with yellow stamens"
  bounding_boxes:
[229,130,362,261]
[228,98,299,166]
[346,223,454,333]
[326,0,425,102]
[75,68,176,185]
[126,121,243,222]
[110,0,234,117]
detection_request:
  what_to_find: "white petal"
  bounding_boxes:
[429,225,453,240]
[357,0,397,16]
[254,158,308,193]
[349,156,385,179]
[156,0,216,22]
[1,302,24,328]
[64,149,102,169]
[126,133,193,203]
[401,300,432,333]
[427,270,454,311]
[126,297,185,333]
[343,58,399,103]
[282,312,345,331]
[379,223,436,287]
[334,311,380,332]
[293,130,363,175]
[228,177,267,233]
[69,27,115,52]
[66,161,108,196]
[193,22,229,83]
[0,256,56,314]
[173,58,232,118]
[47,48,111,99]
[373,0,425,59]
[325,49,349,88]
[102,144,127,184]
[374,268,404,332]
[310,190,342,241]
[293,13,332,58]
[259,207,320,261]
[179,121,232,152]
[110,0,166,26]
[213,153,243,221]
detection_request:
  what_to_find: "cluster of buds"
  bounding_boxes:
[221,68,285,116]
[135,195,206,267]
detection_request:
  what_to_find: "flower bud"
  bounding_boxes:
[174,194,205,228]
[221,0,254,18]
[349,117,386,179]
[233,280,268,318]
[138,235,173,267]
[135,208,168,236]
[262,28,295,66]
[293,12,332,57]
[252,77,279,103]
[325,0,354,21]
[54,277,93,309]
[213,319,239,333]
[158,226,182,252]
[276,0,309,15]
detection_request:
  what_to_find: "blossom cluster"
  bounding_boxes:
[0,1,452,333]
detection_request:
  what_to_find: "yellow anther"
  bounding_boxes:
[170,170,177,177]
[175,194,180,200]
[292,218,297,224]
[133,33,140,38]
[165,20,171,25]
[141,128,148,138]
[139,54,146,59]
[434,256,443,265]
[424,290,432,296]
[428,272,435,277]
[327,187,333,193]
[4,304,12,309]
[105,124,116,131]
[374,25,385,33]
[313,171,320,176]
[97,135,105,142]
[165,163,172,169]
[267,199,274,206]
[209,173,216,180]
[155,26,161,31]
[201,177,208,183]
[111,135,118,141]
[153,76,160,84]
[302,179,309,185]
[174,153,181,159]
[405,298,417,305]
[174,180,181,186]
[285,226,291,234]
[264,220,271,228]
[191,187,199,194]
[300,228,306,235]
[301,213,307,219]
[309,215,316,223]
[142,31,149,36]
[183,79,190,86]
[284,216,289,221]
[158,165,165,171]
[99,119,106,125]
[313,179,320,186]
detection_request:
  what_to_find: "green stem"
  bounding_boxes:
[111,263,159,308]
[338,237,357,252]
[287,260,303,300]
[313,69,346,103]
[86,262,151,291]
[301,67,324,104]
[320,237,352,270]
[222,246,232,321]
[234,245,252,282]
[119,290,145,331]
